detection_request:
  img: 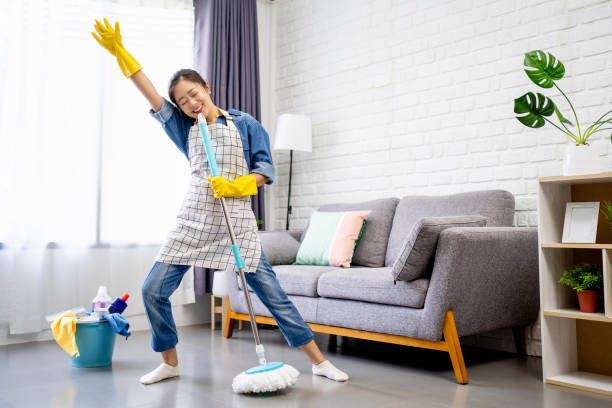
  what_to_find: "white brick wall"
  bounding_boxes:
[270,0,612,355]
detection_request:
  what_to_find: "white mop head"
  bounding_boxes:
[232,362,300,393]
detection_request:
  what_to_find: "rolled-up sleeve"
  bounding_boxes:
[247,116,275,184]
[149,98,191,159]
[149,98,175,124]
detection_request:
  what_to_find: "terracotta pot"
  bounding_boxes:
[577,289,598,313]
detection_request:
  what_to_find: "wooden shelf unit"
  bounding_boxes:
[538,172,612,396]
[543,308,611,322]
[547,372,612,395]
[541,243,612,249]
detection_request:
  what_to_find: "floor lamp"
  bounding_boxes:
[273,114,312,230]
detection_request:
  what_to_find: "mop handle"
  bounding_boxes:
[198,114,262,347]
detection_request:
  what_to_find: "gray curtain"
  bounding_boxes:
[193,0,265,295]
[195,0,261,119]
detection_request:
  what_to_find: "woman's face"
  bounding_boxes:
[173,79,214,119]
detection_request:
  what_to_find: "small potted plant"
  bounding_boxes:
[601,201,612,230]
[559,263,603,313]
[514,50,612,176]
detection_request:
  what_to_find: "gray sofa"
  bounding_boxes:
[223,190,539,384]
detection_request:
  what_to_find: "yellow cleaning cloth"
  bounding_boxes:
[51,311,79,357]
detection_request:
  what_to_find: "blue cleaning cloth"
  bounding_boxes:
[103,313,131,338]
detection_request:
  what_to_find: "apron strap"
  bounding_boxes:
[219,109,238,132]
[219,109,233,121]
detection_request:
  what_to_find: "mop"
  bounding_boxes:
[197,113,300,393]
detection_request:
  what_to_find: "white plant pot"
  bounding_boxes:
[562,143,601,176]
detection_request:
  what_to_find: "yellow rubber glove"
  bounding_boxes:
[208,175,258,199]
[91,18,142,78]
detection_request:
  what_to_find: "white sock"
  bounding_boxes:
[312,360,349,382]
[139,363,180,385]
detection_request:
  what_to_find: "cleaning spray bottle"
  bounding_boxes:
[91,286,113,312]
[108,293,130,314]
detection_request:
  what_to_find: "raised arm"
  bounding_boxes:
[130,71,164,112]
[92,18,163,112]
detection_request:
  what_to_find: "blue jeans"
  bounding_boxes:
[142,252,314,352]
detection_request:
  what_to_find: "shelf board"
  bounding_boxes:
[541,243,612,249]
[539,173,612,184]
[546,371,612,396]
[543,308,612,322]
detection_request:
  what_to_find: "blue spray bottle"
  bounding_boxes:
[108,293,130,314]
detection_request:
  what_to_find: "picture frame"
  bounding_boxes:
[561,202,600,244]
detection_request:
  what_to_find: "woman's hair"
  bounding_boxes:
[168,69,208,105]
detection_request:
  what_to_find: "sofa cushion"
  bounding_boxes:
[238,265,336,297]
[307,198,400,267]
[317,267,429,308]
[258,231,300,266]
[385,190,514,266]
[392,216,487,281]
[296,210,371,267]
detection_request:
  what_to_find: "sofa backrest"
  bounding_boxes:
[385,190,515,267]
[314,198,400,267]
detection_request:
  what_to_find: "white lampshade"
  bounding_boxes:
[273,114,312,152]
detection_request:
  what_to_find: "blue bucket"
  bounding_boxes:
[71,320,116,368]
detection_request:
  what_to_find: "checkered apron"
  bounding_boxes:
[156,110,261,273]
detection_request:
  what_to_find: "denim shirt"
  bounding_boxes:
[149,98,275,184]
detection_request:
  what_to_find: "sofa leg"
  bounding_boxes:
[442,310,468,384]
[327,334,338,351]
[223,297,235,339]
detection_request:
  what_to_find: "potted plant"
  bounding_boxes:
[559,263,603,313]
[514,50,612,176]
[601,201,612,230]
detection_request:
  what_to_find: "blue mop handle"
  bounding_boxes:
[197,114,246,270]
[198,114,219,178]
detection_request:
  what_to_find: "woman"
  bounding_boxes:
[92,18,348,385]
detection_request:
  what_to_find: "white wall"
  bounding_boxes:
[271,0,612,355]
[272,0,612,230]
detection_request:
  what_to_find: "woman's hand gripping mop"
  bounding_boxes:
[197,114,299,393]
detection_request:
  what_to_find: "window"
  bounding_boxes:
[0,0,195,247]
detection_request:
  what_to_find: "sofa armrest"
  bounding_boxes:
[418,227,539,341]
[258,231,301,265]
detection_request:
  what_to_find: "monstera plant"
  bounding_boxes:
[514,50,612,145]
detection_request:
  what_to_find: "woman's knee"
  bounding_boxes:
[255,281,292,309]
[141,279,159,306]
[247,273,279,300]
[142,264,165,305]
